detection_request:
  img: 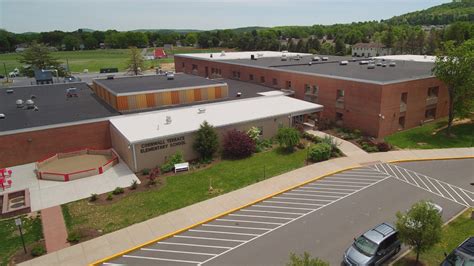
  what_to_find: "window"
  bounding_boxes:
[260,76,265,83]
[337,89,345,100]
[428,86,439,97]
[336,112,343,122]
[398,116,405,130]
[304,84,311,94]
[272,78,278,86]
[286,81,292,89]
[192,64,198,70]
[182,62,185,68]
[249,74,254,81]
[425,107,436,120]
[312,85,319,95]
[401,92,408,104]
[237,72,240,79]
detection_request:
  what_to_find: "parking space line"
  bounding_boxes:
[174,235,246,243]
[264,200,324,207]
[461,190,474,202]
[216,218,283,225]
[448,184,470,206]
[304,184,360,190]
[316,180,373,185]
[325,176,383,182]
[202,224,271,231]
[296,187,354,192]
[157,242,232,249]
[229,213,293,220]
[332,173,387,177]
[410,171,430,191]
[423,174,444,196]
[434,179,457,202]
[273,196,333,202]
[308,183,366,188]
[252,205,314,211]
[285,192,342,198]
[239,209,305,216]
[122,255,201,264]
[141,248,218,256]
[189,229,259,237]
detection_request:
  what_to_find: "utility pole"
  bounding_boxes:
[3,63,9,83]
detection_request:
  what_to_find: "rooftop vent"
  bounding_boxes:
[198,108,206,114]
[308,62,312,66]
[166,72,175,80]
[236,92,242,97]
[389,61,396,67]
[250,54,257,60]
[367,64,376,69]
[312,56,320,61]
[16,99,24,108]
[220,51,226,56]
[165,116,172,124]
[340,61,348,65]
[106,75,114,80]
[281,54,287,61]
[0,114,5,119]
[359,60,369,65]
[67,87,78,98]
[6,89,13,94]
[210,54,213,58]
[26,99,35,109]
[322,57,329,61]
[376,61,382,66]
[34,106,39,111]
[382,63,387,67]
[30,94,36,99]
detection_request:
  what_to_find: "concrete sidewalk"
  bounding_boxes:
[19,148,473,266]
[306,130,368,157]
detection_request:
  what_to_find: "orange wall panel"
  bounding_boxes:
[146,93,156,107]
[171,91,180,104]
[194,89,202,101]
[215,87,222,98]
[117,96,129,111]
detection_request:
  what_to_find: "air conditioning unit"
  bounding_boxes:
[166,72,175,80]
[389,61,396,67]
[0,114,5,119]
[198,108,206,114]
[16,99,24,108]
[165,116,172,124]
[367,64,376,69]
[322,57,329,61]
[340,61,348,65]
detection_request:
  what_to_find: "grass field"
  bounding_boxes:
[385,118,474,149]
[0,215,43,266]
[394,208,474,265]
[62,147,308,235]
[0,47,227,74]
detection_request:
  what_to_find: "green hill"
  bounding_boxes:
[387,0,474,25]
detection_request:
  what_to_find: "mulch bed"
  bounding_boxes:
[9,240,45,265]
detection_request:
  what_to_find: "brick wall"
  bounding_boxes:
[0,121,112,168]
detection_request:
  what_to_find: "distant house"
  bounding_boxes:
[154,48,167,59]
[163,44,173,50]
[352,43,391,57]
[34,70,54,85]
[15,47,26,53]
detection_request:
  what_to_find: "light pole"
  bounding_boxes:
[3,63,8,83]
[15,218,27,254]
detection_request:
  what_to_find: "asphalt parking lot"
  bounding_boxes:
[103,159,473,265]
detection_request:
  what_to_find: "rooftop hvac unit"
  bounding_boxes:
[165,116,172,124]
[198,108,206,114]
[389,61,396,67]
[30,94,36,99]
[376,61,382,66]
[308,62,312,66]
[257,53,264,58]
[367,64,376,69]
[382,63,387,67]
[359,60,369,65]
[250,54,256,60]
[0,114,5,119]
[220,51,226,56]
[26,99,35,109]
[106,75,114,80]
[236,92,242,97]
[281,54,287,61]
[294,55,301,61]
[166,72,175,80]
[340,61,348,65]
[6,89,13,94]
[312,56,321,61]
[16,99,24,108]
[322,57,329,61]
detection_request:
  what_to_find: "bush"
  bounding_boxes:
[31,244,46,257]
[141,168,150,176]
[297,142,306,149]
[309,143,332,162]
[376,142,392,152]
[361,143,379,152]
[148,168,160,185]
[247,126,261,142]
[67,230,81,243]
[130,180,138,190]
[321,135,340,151]
[276,127,300,151]
[106,192,113,201]
[112,187,124,195]
[256,138,273,152]
[89,193,98,202]
[160,151,184,173]
[193,121,219,160]
[223,129,256,158]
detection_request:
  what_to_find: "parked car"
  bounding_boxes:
[441,237,474,266]
[64,76,81,83]
[343,223,401,265]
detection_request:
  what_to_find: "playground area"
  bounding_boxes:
[36,149,119,181]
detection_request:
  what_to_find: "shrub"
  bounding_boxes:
[67,230,81,243]
[141,168,150,176]
[309,143,332,162]
[130,180,138,190]
[376,142,392,152]
[246,126,261,142]
[148,168,159,185]
[193,121,219,160]
[321,135,340,151]
[112,187,124,195]
[353,129,362,139]
[160,151,184,173]
[223,129,256,158]
[361,143,379,152]
[31,244,46,257]
[89,193,98,202]
[297,142,306,149]
[256,138,273,152]
[106,192,113,201]
[276,127,300,151]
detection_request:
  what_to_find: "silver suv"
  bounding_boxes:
[343,223,401,265]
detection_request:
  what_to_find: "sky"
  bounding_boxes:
[0,0,450,33]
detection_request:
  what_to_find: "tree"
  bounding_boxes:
[222,129,256,158]
[334,38,345,55]
[19,42,63,77]
[62,35,81,51]
[395,201,443,264]
[83,35,98,50]
[432,40,474,136]
[276,127,300,151]
[382,27,395,49]
[193,121,219,161]
[127,46,144,75]
[287,252,329,266]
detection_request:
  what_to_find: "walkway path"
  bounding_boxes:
[20,148,473,266]
[41,206,70,253]
[306,130,368,157]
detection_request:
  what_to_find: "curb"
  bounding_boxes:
[389,155,474,164]
[90,165,360,265]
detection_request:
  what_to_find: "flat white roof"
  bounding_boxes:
[176,51,311,61]
[110,95,323,144]
[375,55,436,63]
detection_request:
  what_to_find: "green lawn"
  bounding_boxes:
[0,216,43,266]
[385,119,474,149]
[394,208,474,265]
[63,147,308,235]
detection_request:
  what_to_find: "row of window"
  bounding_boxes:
[400,86,439,105]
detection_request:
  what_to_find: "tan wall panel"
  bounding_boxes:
[186,90,195,102]
[179,90,187,104]
[201,88,208,101]
[127,95,138,110]
[207,87,216,100]
[136,94,147,109]
[162,92,172,105]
